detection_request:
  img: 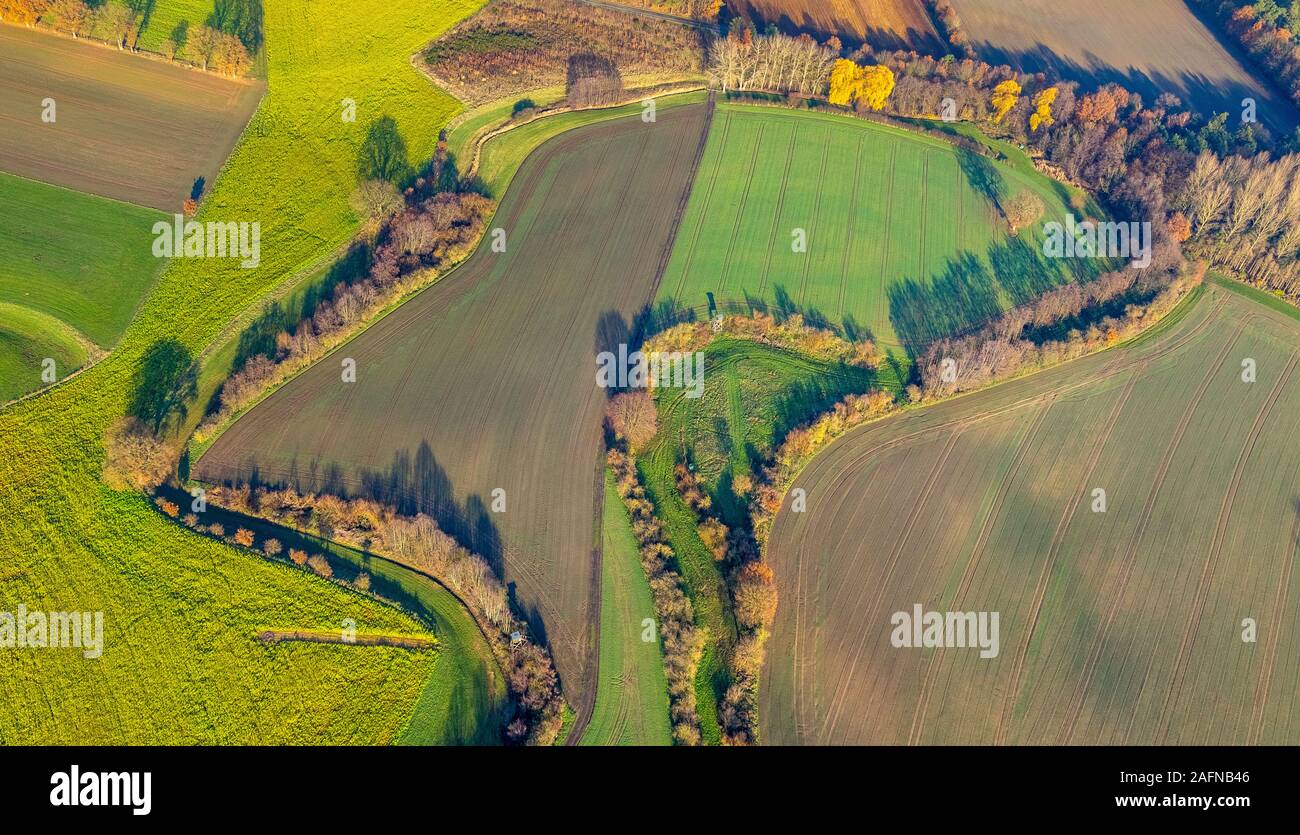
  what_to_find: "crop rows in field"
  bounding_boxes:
[657,104,1088,355]
[762,278,1300,744]
[730,0,941,51]
[580,473,673,746]
[195,103,713,725]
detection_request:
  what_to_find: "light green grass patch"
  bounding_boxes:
[581,471,673,746]
[0,173,166,348]
[0,0,487,744]
[0,303,91,403]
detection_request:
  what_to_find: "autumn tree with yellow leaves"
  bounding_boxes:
[827,59,895,111]
[991,79,1021,123]
[1029,86,1058,131]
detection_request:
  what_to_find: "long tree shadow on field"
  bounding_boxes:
[888,250,1003,356]
[772,363,879,442]
[986,234,1074,308]
[956,147,1006,219]
[352,442,506,579]
[772,285,836,332]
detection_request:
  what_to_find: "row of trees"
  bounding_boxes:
[672,460,773,745]
[1174,150,1300,293]
[915,264,1205,400]
[640,313,885,743]
[642,310,880,367]
[1,0,253,76]
[926,0,973,59]
[206,483,566,744]
[750,389,896,544]
[197,153,492,438]
[605,440,706,745]
[707,30,837,96]
[723,29,1299,289]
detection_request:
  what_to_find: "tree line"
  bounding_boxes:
[1,0,258,77]
[605,439,708,746]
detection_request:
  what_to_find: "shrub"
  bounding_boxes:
[306,554,333,578]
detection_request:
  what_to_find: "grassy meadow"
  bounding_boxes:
[658,104,1093,354]
[0,0,486,743]
[0,174,166,401]
[581,473,674,746]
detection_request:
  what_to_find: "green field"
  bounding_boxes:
[581,473,673,746]
[638,336,899,741]
[0,0,487,743]
[194,103,712,726]
[0,175,165,331]
[762,277,1300,744]
[134,0,220,54]
[658,104,1091,353]
[0,304,90,403]
[0,174,165,400]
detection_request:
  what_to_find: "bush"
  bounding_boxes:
[102,418,178,491]
[306,554,333,578]
[605,391,658,452]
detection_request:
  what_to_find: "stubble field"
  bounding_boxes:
[948,0,1299,134]
[728,0,941,50]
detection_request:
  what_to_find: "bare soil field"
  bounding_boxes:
[0,24,264,211]
[949,0,1299,133]
[195,103,712,720]
[729,0,941,51]
[762,278,1300,744]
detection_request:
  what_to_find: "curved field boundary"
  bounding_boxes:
[758,281,1297,745]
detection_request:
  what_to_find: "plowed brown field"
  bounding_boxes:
[729,0,941,51]
[195,103,712,720]
[949,0,1298,133]
[0,24,263,211]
